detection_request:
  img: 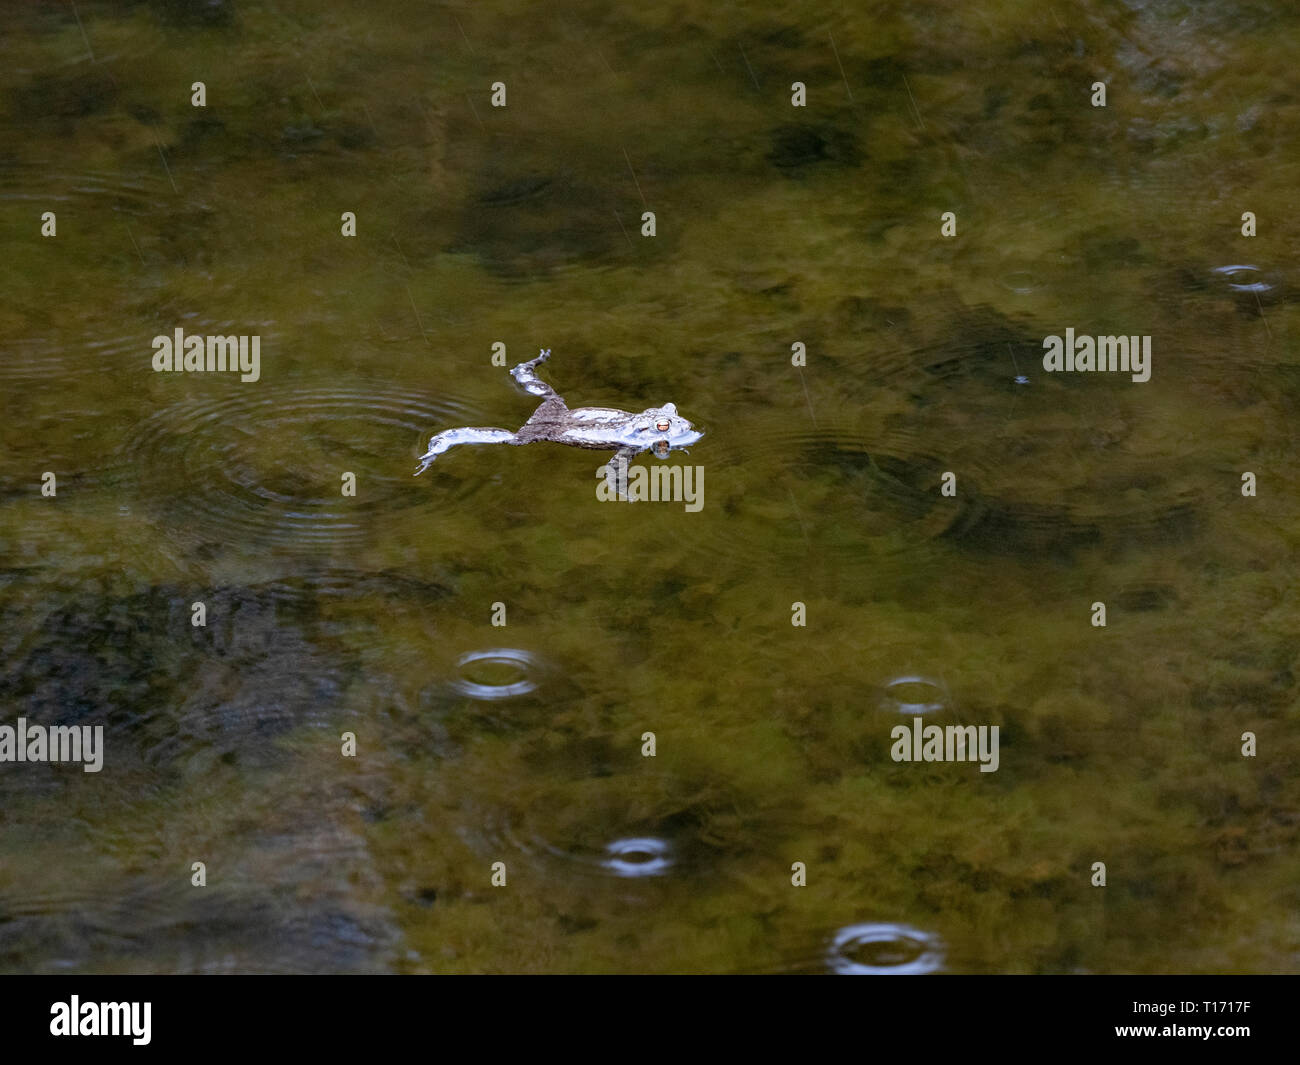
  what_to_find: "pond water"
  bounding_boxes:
[1,0,1297,973]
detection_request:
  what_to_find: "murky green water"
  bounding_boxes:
[2,0,1297,973]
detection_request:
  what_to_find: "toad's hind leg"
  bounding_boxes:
[510,348,562,401]
[415,427,517,475]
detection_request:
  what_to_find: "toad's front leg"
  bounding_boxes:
[598,446,642,501]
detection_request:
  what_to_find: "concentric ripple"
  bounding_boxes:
[881,675,948,714]
[826,923,945,975]
[682,391,1208,578]
[1212,264,1274,293]
[0,165,164,214]
[452,784,690,883]
[678,420,970,574]
[121,386,487,549]
[0,323,144,385]
[599,838,674,879]
[470,819,679,881]
[449,649,542,701]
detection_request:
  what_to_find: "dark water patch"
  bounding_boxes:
[150,0,239,29]
[450,163,632,278]
[477,174,554,207]
[948,55,1101,164]
[0,582,354,781]
[803,442,946,527]
[684,422,971,573]
[751,23,807,50]
[1114,581,1178,613]
[831,295,914,335]
[915,307,1032,384]
[8,70,118,130]
[0,870,395,974]
[941,476,1202,559]
[120,385,485,549]
[0,399,150,503]
[940,496,1102,558]
[327,121,374,152]
[1188,645,1298,716]
[517,732,626,781]
[766,123,861,171]
[1073,230,1149,273]
[0,587,180,731]
[280,119,326,146]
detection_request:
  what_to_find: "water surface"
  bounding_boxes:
[1,0,1297,973]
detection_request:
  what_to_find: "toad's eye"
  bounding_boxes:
[655,418,670,432]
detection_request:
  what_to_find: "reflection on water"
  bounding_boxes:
[2,0,1298,975]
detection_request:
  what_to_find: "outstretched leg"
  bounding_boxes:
[415,427,517,475]
[510,348,561,401]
